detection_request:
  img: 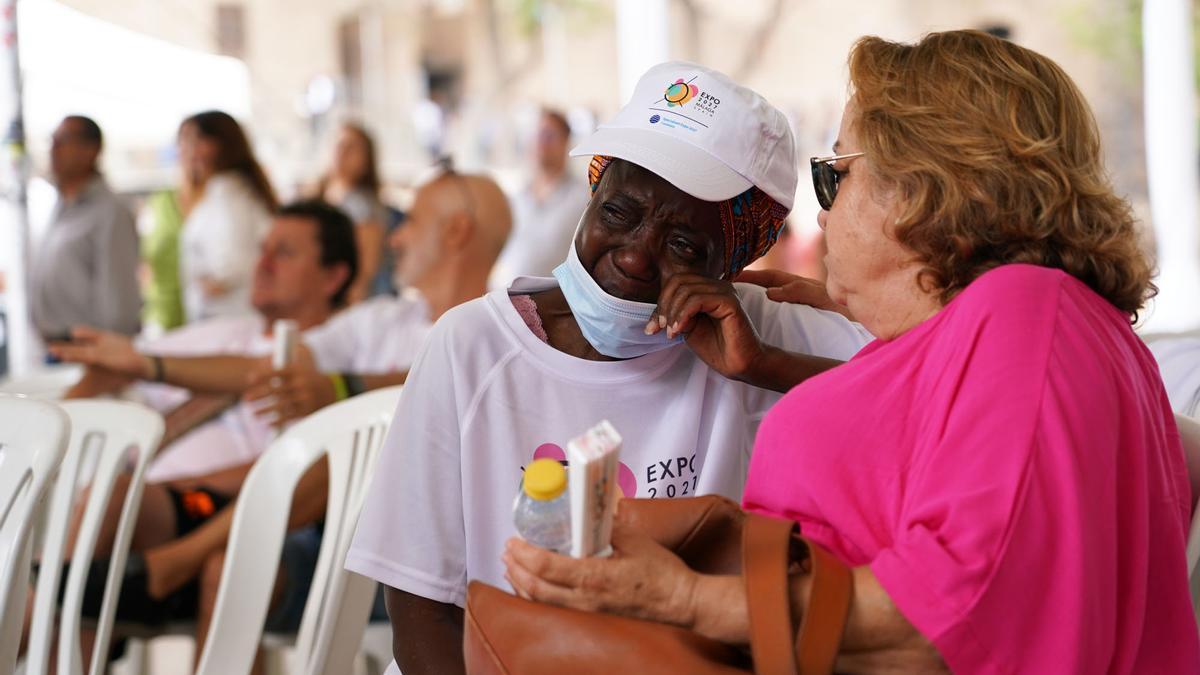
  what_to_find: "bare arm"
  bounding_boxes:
[735,269,855,321]
[648,275,844,394]
[142,457,330,599]
[737,346,844,394]
[159,394,238,447]
[834,568,947,673]
[690,569,945,672]
[164,456,327,540]
[505,525,947,673]
[383,588,466,675]
[153,354,273,394]
[358,371,408,390]
[287,454,330,530]
[65,369,237,439]
[64,365,135,399]
[242,368,409,426]
[50,326,317,395]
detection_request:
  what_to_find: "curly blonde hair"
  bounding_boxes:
[848,30,1154,317]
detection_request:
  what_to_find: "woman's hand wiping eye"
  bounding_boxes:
[645,274,766,381]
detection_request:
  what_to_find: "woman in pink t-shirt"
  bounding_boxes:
[505,30,1200,672]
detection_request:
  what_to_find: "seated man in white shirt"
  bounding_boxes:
[24,199,355,666]
[49,179,511,652]
[346,62,874,675]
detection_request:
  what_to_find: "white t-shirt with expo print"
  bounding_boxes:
[346,276,872,614]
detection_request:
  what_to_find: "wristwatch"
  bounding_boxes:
[343,373,367,397]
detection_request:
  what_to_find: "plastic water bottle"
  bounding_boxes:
[513,459,571,553]
[272,319,299,369]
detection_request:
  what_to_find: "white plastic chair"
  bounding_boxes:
[1176,413,1200,619]
[286,385,404,675]
[356,624,394,675]
[23,400,164,675]
[195,386,403,675]
[0,395,71,674]
[0,365,84,401]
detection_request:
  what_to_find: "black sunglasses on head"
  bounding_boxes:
[809,152,865,210]
[435,156,477,223]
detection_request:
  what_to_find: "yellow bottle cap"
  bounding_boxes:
[523,459,567,501]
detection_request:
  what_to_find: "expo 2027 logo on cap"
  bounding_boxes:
[663,78,699,107]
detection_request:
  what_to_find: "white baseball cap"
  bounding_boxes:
[571,61,797,211]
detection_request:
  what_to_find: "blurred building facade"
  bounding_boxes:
[3,0,1186,377]
[37,0,1147,214]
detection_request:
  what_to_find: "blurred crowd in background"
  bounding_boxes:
[0,0,1186,371]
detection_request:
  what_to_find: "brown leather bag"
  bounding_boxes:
[464,495,854,675]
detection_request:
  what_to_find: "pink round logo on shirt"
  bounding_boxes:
[529,443,638,498]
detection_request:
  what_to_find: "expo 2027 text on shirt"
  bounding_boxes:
[345,276,873,613]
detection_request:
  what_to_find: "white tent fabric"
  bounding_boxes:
[18,0,251,155]
[1142,0,1200,333]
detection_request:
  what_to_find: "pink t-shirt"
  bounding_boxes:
[743,264,1200,674]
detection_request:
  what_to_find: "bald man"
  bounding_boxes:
[46,174,512,658]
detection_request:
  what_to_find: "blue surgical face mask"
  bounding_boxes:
[552,236,684,359]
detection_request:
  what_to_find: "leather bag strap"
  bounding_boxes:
[742,513,854,675]
[743,513,799,675]
[794,538,853,674]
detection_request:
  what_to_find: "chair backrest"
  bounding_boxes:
[1177,413,1200,619]
[24,400,164,675]
[0,395,70,674]
[295,386,404,675]
[195,386,403,675]
[0,365,84,400]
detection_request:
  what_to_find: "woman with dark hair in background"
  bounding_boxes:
[179,110,278,321]
[319,122,387,303]
[139,118,201,334]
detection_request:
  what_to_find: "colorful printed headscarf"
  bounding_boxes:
[587,155,789,277]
